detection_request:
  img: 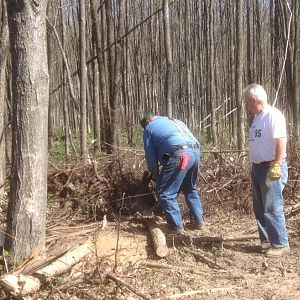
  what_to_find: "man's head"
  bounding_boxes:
[243,84,268,113]
[140,113,154,129]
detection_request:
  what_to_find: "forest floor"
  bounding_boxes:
[0,147,300,299]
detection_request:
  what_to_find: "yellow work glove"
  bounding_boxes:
[269,162,282,180]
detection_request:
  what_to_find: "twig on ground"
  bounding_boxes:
[94,272,152,300]
[182,247,225,269]
[138,261,221,276]
[57,275,85,292]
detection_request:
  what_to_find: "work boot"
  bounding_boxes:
[168,228,185,235]
[265,246,290,258]
[261,242,272,252]
[186,222,205,230]
[194,223,205,230]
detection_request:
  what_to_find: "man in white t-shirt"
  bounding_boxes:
[243,83,289,258]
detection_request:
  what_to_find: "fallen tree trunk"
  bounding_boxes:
[0,238,94,296]
[34,239,93,281]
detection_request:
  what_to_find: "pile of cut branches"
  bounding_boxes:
[47,150,156,222]
[47,146,300,220]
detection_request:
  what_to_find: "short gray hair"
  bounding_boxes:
[242,83,268,103]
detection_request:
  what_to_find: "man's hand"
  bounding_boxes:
[269,162,281,180]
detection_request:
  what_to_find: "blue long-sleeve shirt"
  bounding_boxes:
[143,116,199,180]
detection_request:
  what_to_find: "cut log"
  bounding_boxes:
[1,274,41,297]
[145,220,169,258]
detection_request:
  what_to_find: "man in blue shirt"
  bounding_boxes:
[140,114,205,234]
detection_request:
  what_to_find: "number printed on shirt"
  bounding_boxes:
[254,129,261,138]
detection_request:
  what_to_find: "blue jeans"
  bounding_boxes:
[251,160,289,248]
[157,148,204,230]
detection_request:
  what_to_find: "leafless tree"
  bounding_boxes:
[20,0,300,165]
[79,0,88,162]
[235,0,245,149]
[163,0,173,117]
[6,0,49,261]
[0,0,9,197]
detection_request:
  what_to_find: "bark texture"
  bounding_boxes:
[6,0,49,261]
[0,0,9,196]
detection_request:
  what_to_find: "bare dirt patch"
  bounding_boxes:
[24,211,299,300]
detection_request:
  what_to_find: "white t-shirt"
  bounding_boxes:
[248,105,287,164]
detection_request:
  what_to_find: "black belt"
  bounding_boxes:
[162,144,199,160]
[252,158,286,166]
[252,161,271,166]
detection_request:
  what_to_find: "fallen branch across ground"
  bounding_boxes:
[138,261,224,276]
[158,286,241,299]
[182,247,225,269]
[97,272,152,300]
[285,201,300,218]
[57,274,85,292]
[191,233,259,243]
[236,201,300,236]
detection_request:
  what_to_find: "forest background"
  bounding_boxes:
[0,0,299,263]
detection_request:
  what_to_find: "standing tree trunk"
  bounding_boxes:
[273,0,281,93]
[292,1,300,137]
[90,0,105,153]
[163,0,173,117]
[0,0,9,197]
[235,0,245,149]
[104,0,125,152]
[46,0,54,151]
[5,0,49,261]
[246,0,253,83]
[184,0,193,127]
[79,0,88,162]
[91,46,101,154]
[208,0,216,143]
[105,0,116,152]
[61,0,71,160]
